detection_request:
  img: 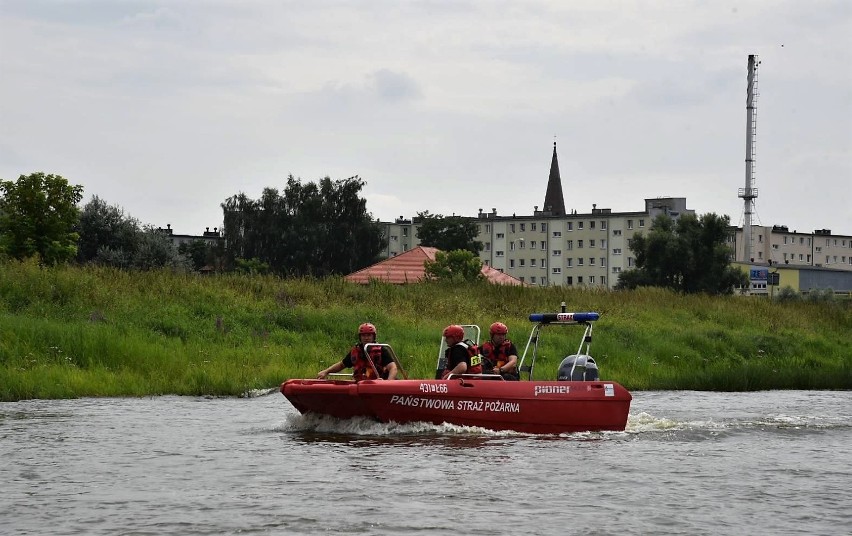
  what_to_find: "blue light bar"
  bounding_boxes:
[528,312,600,323]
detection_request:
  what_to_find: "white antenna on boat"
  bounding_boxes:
[738,54,760,262]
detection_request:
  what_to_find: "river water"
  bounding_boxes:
[1,390,850,535]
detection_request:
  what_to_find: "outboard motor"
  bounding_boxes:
[557,354,599,381]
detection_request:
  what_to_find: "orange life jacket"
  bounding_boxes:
[350,344,385,381]
[443,340,483,376]
[481,340,516,372]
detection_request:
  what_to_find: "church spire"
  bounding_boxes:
[543,141,566,216]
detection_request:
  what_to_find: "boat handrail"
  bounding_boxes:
[445,373,506,381]
[364,343,409,380]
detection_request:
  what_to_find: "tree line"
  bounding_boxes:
[1,172,747,294]
[0,172,387,276]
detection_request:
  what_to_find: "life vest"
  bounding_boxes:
[443,340,483,376]
[481,340,516,372]
[350,344,385,381]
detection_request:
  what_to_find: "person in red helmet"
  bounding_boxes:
[440,324,483,379]
[318,323,398,381]
[481,321,519,380]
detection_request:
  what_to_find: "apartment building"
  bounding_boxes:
[379,197,692,289]
[729,225,852,272]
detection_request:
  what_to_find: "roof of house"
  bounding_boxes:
[344,246,525,285]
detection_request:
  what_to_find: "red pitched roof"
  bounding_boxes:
[345,246,525,285]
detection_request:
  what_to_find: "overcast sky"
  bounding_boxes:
[2,1,850,236]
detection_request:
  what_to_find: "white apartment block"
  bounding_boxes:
[728,225,852,271]
[379,197,693,289]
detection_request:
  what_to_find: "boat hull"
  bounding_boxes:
[281,378,631,434]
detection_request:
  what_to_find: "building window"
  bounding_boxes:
[567,222,573,231]
[578,258,584,266]
[531,276,537,284]
[600,257,606,267]
[509,259,515,268]
[578,240,584,248]
[613,229,622,236]
[553,231,562,238]
[772,244,779,250]
[485,242,491,251]
[390,235,398,241]
[589,257,595,266]
[552,250,562,256]
[531,259,537,267]
[601,221,607,230]
[520,239,526,249]
[613,248,622,255]
[531,223,537,231]
[496,251,504,257]
[540,241,546,249]
[566,276,573,285]
[403,243,409,251]
[531,241,537,249]
[627,220,633,230]
[600,239,607,249]
[496,233,504,239]
[578,222,584,230]
[552,267,562,275]
[590,221,596,230]
[590,275,596,284]
[520,223,526,231]
[590,239,596,248]
[639,219,645,227]
[601,276,606,285]
[566,240,573,250]
[541,258,546,268]
[628,257,634,267]
[578,276,583,284]
[510,241,516,251]
[402,228,409,237]
[510,224,515,233]
[566,258,573,267]
[612,266,621,273]
[520,259,525,267]
[542,223,547,232]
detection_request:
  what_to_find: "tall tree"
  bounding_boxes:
[415,212,483,254]
[424,249,485,283]
[0,172,83,265]
[221,175,386,276]
[76,196,141,263]
[616,213,748,294]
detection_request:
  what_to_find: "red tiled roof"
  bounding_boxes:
[345,246,525,285]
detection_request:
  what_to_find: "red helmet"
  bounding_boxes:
[443,325,465,340]
[358,323,377,336]
[490,322,508,336]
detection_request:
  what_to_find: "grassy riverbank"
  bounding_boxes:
[1,260,850,401]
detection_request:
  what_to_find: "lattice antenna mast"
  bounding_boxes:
[738,54,760,262]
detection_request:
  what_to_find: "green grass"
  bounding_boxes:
[1,260,850,400]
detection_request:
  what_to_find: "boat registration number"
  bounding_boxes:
[420,383,448,393]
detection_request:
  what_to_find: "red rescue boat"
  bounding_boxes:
[281,306,632,434]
